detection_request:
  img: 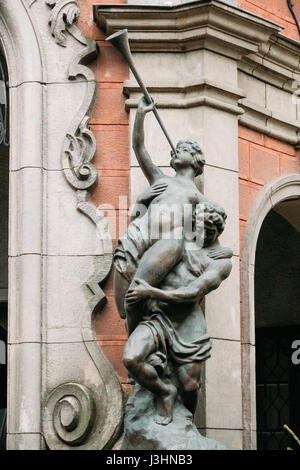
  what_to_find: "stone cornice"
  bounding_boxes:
[240,34,300,91]
[239,99,300,146]
[124,77,245,115]
[94,1,300,80]
[124,77,245,98]
[94,1,281,58]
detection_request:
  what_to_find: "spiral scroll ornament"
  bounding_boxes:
[45,383,95,447]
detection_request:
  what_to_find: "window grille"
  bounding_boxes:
[256,326,300,450]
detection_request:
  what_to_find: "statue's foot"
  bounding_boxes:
[154,383,177,426]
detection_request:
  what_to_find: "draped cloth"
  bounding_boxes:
[140,305,212,375]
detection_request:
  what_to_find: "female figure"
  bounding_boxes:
[114,96,206,334]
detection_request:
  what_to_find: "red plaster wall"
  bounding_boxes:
[77,0,130,394]
[239,0,300,41]
[239,125,298,253]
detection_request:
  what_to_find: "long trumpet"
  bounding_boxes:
[106,29,177,155]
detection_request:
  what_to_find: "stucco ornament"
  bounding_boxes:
[47,0,80,46]
[46,0,111,314]
[44,0,124,450]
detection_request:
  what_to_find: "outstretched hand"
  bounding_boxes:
[125,278,154,305]
[137,95,156,114]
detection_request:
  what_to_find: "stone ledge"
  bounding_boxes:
[124,77,245,114]
[124,77,245,99]
[240,35,300,90]
[125,96,244,115]
[94,0,281,57]
[239,99,300,145]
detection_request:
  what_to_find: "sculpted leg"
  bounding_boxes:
[176,362,202,415]
[123,324,177,425]
[131,238,183,287]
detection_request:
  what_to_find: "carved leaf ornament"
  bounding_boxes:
[47,0,80,46]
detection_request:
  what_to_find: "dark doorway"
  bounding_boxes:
[255,206,300,450]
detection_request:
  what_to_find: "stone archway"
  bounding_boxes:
[254,203,300,449]
[241,173,300,450]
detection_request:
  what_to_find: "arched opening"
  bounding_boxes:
[0,46,9,450]
[254,198,300,450]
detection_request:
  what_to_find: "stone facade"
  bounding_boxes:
[0,0,299,450]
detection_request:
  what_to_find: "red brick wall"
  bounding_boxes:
[78,0,130,394]
[239,0,300,41]
[239,126,298,253]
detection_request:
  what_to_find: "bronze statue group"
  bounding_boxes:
[114,96,233,428]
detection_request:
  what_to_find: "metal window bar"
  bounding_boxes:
[256,327,300,450]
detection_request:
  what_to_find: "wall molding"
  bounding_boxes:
[239,98,300,146]
[94,0,280,58]
[124,77,245,115]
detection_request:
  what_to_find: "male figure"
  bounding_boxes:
[123,202,232,425]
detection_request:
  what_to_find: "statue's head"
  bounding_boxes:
[170,140,205,176]
[203,201,227,246]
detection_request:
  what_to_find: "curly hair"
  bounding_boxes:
[203,201,227,236]
[170,139,205,176]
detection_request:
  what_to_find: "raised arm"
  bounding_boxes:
[133,97,165,184]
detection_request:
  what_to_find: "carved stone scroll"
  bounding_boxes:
[44,0,124,450]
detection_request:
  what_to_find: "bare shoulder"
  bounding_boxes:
[208,257,232,279]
